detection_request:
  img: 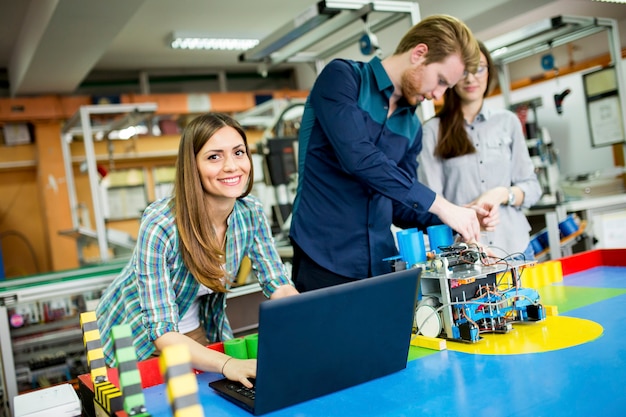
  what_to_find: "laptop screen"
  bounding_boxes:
[213,267,420,415]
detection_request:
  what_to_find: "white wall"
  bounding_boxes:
[484,64,626,178]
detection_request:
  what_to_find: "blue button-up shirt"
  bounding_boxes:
[290,57,438,278]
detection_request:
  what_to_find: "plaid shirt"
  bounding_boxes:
[96,195,292,366]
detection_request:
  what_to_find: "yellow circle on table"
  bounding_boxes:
[447,316,603,355]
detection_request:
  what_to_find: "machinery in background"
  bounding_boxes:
[0,263,123,415]
[560,167,626,198]
[511,97,563,205]
[394,243,546,343]
[236,98,305,239]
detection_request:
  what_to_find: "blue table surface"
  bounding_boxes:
[142,266,626,417]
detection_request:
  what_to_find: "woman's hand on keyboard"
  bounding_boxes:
[223,358,257,388]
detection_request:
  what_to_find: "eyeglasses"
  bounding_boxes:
[466,64,488,79]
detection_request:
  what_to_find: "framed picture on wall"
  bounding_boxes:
[583,66,625,147]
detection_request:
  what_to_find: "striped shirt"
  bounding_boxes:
[95,195,292,366]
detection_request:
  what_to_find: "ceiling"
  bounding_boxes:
[1,0,626,98]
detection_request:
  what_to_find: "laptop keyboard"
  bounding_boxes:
[225,379,256,400]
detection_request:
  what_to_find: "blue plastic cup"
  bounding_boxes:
[537,230,549,248]
[396,228,426,267]
[559,215,579,238]
[530,236,544,254]
[426,224,454,253]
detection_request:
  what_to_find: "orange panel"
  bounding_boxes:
[272,89,310,99]
[34,121,78,272]
[208,92,255,113]
[0,96,63,121]
[121,93,188,115]
[59,96,93,118]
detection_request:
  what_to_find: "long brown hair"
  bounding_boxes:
[173,112,254,292]
[434,40,495,159]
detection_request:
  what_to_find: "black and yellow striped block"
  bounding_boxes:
[80,311,107,384]
[112,324,151,416]
[159,345,204,417]
[94,380,123,415]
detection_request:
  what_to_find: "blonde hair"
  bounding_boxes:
[394,14,480,74]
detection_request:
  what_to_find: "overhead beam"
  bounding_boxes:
[8,0,146,97]
[239,0,420,75]
[485,16,605,65]
[238,1,340,63]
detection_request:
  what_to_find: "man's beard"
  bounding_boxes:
[400,65,424,106]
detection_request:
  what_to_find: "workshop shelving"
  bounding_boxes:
[0,261,124,416]
[0,260,272,417]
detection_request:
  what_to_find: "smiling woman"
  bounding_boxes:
[194,122,252,203]
[94,112,298,390]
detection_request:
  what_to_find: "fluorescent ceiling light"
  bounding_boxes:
[170,33,259,51]
[592,0,626,3]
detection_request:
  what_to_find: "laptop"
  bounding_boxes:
[210,267,421,415]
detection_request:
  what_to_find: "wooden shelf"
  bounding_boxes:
[0,91,311,122]
[68,134,180,165]
[0,143,36,172]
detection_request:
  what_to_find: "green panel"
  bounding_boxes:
[0,260,126,294]
[408,345,438,361]
[539,285,626,313]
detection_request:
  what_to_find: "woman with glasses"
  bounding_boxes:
[418,41,542,260]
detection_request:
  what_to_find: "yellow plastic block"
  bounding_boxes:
[87,348,104,362]
[80,311,97,325]
[94,381,122,413]
[167,373,199,398]
[537,262,549,285]
[522,265,540,289]
[90,366,108,382]
[160,344,190,375]
[83,328,102,343]
[173,404,204,417]
[544,305,559,316]
[550,261,563,283]
[410,335,447,351]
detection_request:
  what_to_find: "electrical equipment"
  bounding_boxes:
[449,284,545,342]
[398,243,546,343]
[0,263,124,408]
[511,98,563,204]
